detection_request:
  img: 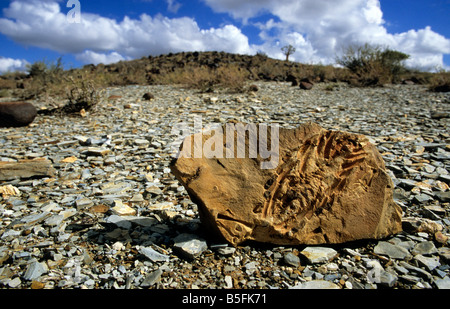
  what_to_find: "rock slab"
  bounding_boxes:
[0,159,55,181]
[171,122,402,246]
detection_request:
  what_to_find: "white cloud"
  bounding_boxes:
[166,0,182,14]
[0,0,253,66]
[75,51,129,65]
[0,57,29,74]
[204,0,450,71]
[0,0,448,71]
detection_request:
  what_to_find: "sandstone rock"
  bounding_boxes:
[170,122,402,246]
[0,102,37,127]
[0,158,55,181]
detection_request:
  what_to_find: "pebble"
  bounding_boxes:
[0,81,448,289]
[292,280,341,289]
[300,247,338,264]
[173,233,208,260]
[284,252,301,267]
[374,241,411,259]
[138,246,170,263]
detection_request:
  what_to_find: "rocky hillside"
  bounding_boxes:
[1,51,448,103]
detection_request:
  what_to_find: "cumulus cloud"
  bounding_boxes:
[0,0,253,65]
[204,0,450,70]
[0,57,29,74]
[0,0,448,71]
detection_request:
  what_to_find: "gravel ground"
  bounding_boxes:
[0,81,449,290]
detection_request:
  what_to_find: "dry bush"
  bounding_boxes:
[429,71,450,92]
[156,65,248,92]
[336,44,410,86]
[63,76,101,113]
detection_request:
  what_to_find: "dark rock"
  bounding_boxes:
[300,81,314,90]
[0,102,37,127]
[142,92,155,100]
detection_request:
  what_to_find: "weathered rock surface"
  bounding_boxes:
[0,102,37,127]
[0,158,55,181]
[171,122,403,246]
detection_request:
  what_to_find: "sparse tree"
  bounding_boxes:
[281,45,296,62]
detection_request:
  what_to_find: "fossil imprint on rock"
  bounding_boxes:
[171,122,402,246]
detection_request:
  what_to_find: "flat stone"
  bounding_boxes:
[141,269,162,287]
[374,241,411,259]
[438,247,450,262]
[105,215,133,229]
[434,277,450,289]
[8,277,22,288]
[411,241,437,256]
[171,123,402,246]
[0,159,55,181]
[82,147,111,156]
[111,200,136,216]
[138,246,170,262]
[173,233,208,259]
[378,270,398,288]
[414,255,440,271]
[284,252,301,267]
[217,247,236,257]
[300,247,338,264]
[75,197,94,210]
[23,261,47,281]
[292,280,340,289]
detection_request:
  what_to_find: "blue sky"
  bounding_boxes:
[0,0,449,73]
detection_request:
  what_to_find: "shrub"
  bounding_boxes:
[63,76,100,114]
[429,70,450,92]
[336,43,409,86]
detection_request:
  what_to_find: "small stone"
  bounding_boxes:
[75,197,94,210]
[374,241,411,259]
[293,280,340,289]
[129,193,144,203]
[31,281,45,289]
[411,241,437,256]
[138,246,170,262]
[437,247,450,262]
[378,270,398,288]
[300,247,338,264]
[23,261,47,281]
[60,156,79,163]
[284,252,300,267]
[224,275,233,289]
[82,147,111,157]
[217,247,236,257]
[8,277,22,288]
[112,241,125,251]
[414,255,440,271]
[111,200,136,216]
[434,277,450,289]
[0,185,21,198]
[44,214,64,227]
[173,233,208,260]
[141,269,162,287]
[106,215,132,229]
[142,93,154,100]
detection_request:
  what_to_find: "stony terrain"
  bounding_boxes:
[0,81,449,289]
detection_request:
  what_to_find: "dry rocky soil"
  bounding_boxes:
[0,81,449,290]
